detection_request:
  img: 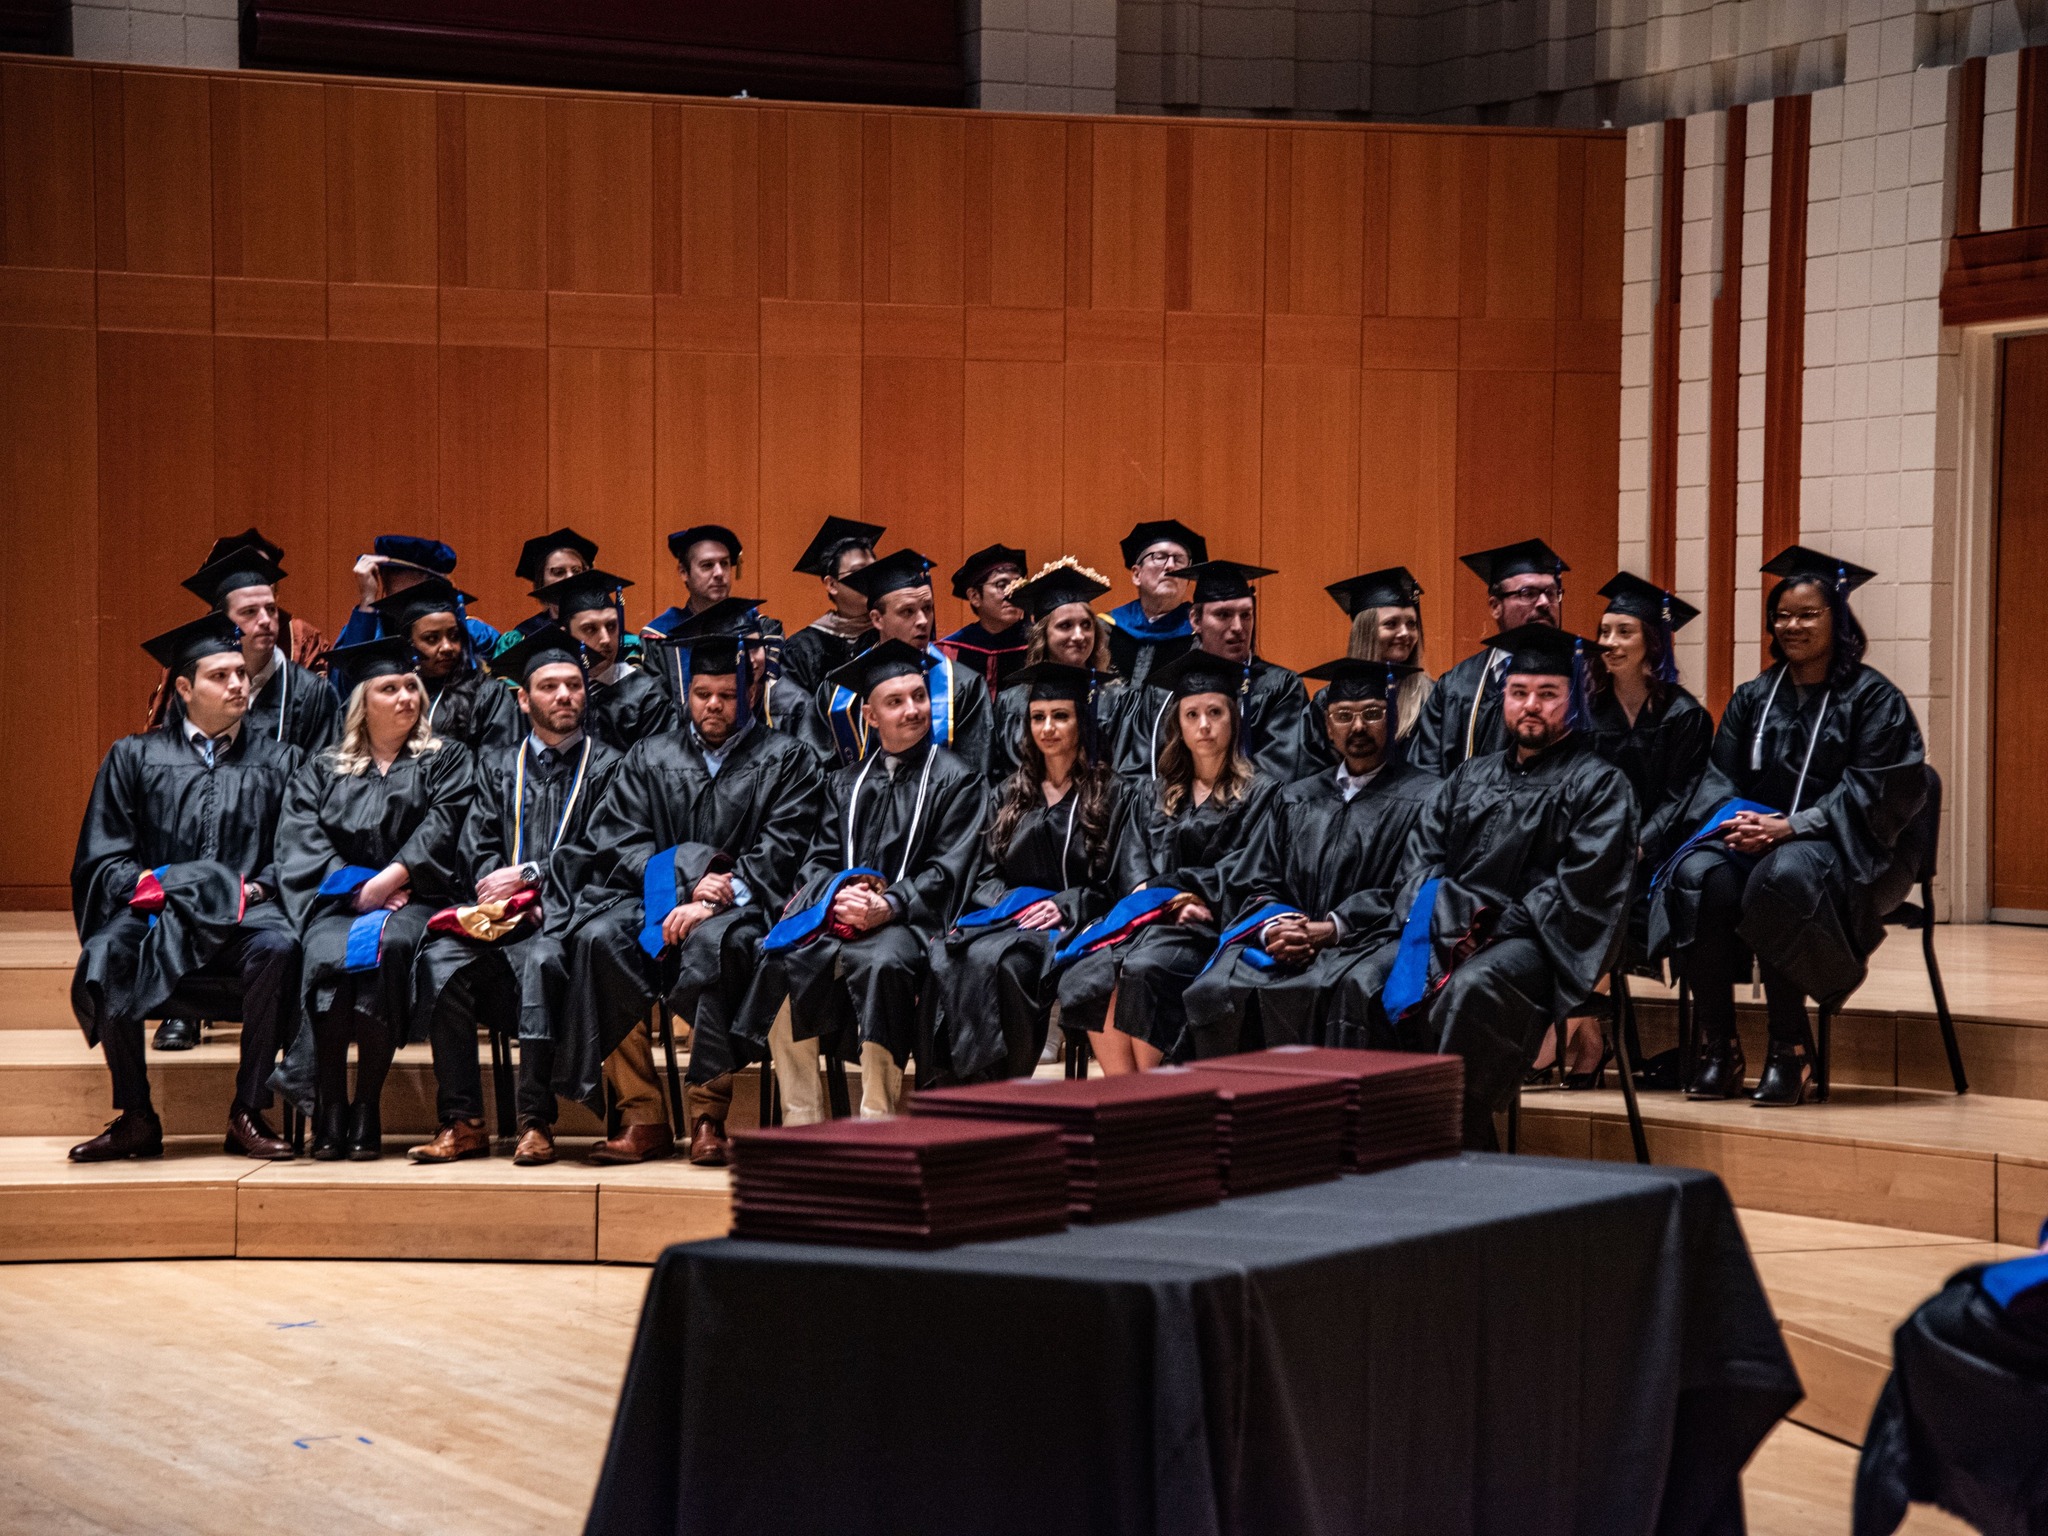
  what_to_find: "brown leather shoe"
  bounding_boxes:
[225,1104,294,1160]
[512,1124,557,1166]
[406,1118,491,1164]
[69,1110,164,1163]
[587,1122,675,1165]
[687,1117,730,1167]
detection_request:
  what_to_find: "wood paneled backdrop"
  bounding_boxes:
[0,56,1622,907]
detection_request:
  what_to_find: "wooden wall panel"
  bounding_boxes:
[108,70,213,275]
[325,341,435,622]
[211,77,326,283]
[1359,368,1459,664]
[1275,128,1365,316]
[1180,125,1265,314]
[1454,369,1553,651]
[547,97,652,295]
[670,105,759,302]
[1,62,95,269]
[1482,138,1558,319]
[780,110,863,303]
[963,359,1063,563]
[1091,123,1166,311]
[655,351,759,579]
[549,347,656,599]
[327,85,437,287]
[452,92,546,290]
[1261,365,1360,659]
[1063,360,1163,580]
[1164,361,1261,534]
[886,115,964,307]
[212,337,328,607]
[986,117,1066,309]
[1550,368,1622,606]
[757,351,861,625]
[1385,132,1461,318]
[440,345,546,624]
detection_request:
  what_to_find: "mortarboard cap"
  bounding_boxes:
[143,612,243,673]
[1761,544,1876,593]
[1460,538,1568,588]
[1176,559,1275,606]
[671,597,767,639]
[372,576,474,636]
[515,527,599,586]
[668,524,744,564]
[1301,657,1421,703]
[1006,661,1095,705]
[533,568,633,621]
[842,548,935,607]
[1325,565,1423,618]
[202,527,285,569]
[1599,571,1700,631]
[794,516,886,577]
[668,632,749,677]
[1119,519,1208,569]
[1010,559,1111,623]
[182,544,286,607]
[950,543,1027,600]
[489,624,586,685]
[374,534,458,575]
[325,633,418,690]
[1484,623,1587,678]
[1147,647,1249,700]
[822,637,929,700]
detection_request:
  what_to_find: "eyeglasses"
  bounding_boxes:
[1496,583,1562,603]
[1771,608,1829,628]
[1136,551,1185,569]
[1326,705,1389,727]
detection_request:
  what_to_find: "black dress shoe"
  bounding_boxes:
[347,1100,383,1161]
[1751,1042,1814,1106]
[311,1102,349,1161]
[1685,1037,1747,1099]
[152,1017,201,1051]
[69,1110,164,1162]
[225,1104,294,1160]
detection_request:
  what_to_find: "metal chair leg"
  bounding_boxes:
[653,1007,689,1134]
[1610,971,1651,1166]
[1549,1012,1569,1088]
[1921,879,1968,1095]
[488,1027,516,1142]
[824,1046,853,1119]
[756,1058,781,1128]
[1064,1028,1091,1079]
[1678,977,1696,1090]
[1506,1083,1520,1153]
[1815,1002,1834,1103]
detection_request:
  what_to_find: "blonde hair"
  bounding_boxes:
[1346,604,1433,740]
[1020,558,1118,674]
[1157,697,1255,817]
[327,676,443,776]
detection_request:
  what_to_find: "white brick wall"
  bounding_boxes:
[972,0,1121,112]
[71,0,237,67]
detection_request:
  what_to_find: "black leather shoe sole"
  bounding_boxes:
[151,1019,201,1051]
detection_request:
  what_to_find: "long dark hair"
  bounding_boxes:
[1589,615,1674,711]
[988,705,1118,881]
[1157,696,1254,817]
[1766,577,1867,690]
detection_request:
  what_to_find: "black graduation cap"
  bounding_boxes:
[1484,623,1586,677]
[515,527,599,586]
[324,633,418,689]
[950,543,1027,599]
[1460,538,1568,588]
[794,517,887,577]
[372,576,474,635]
[1010,560,1111,623]
[142,612,243,673]
[1761,544,1876,593]
[668,524,744,564]
[488,623,586,685]
[1007,661,1095,705]
[1599,571,1700,631]
[374,534,458,574]
[1119,519,1208,569]
[1147,647,1249,699]
[1301,657,1421,702]
[1176,560,1275,606]
[1326,566,1423,617]
[668,632,747,677]
[533,568,634,620]
[842,549,935,607]
[202,527,285,569]
[822,638,929,699]
[182,544,286,607]
[672,597,767,638]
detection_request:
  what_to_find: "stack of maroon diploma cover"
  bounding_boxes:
[912,1075,1223,1221]
[1207,1047,1464,1172]
[729,1117,1070,1249]
[1160,1065,1348,1194]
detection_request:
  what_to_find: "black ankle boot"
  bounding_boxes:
[310,1101,348,1161]
[1750,1041,1813,1106]
[347,1100,382,1161]
[1686,1036,1747,1099]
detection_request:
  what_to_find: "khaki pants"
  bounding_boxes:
[767,1007,903,1124]
[602,1020,671,1129]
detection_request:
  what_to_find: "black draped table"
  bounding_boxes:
[586,1154,1801,1536]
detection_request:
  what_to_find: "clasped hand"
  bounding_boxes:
[1718,811,1793,854]
[1262,916,1334,964]
[829,884,893,934]
[1014,898,1062,931]
[354,865,410,913]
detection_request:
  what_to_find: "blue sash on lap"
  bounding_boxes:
[1981,1253,2048,1310]
[1200,902,1307,975]
[318,865,380,898]
[637,846,682,959]
[344,909,392,973]
[764,868,885,953]
[1379,878,1442,1020]
[953,887,1057,931]
[1647,798,1781,891]
[1051,887,1181,967]
[144,863,170,930]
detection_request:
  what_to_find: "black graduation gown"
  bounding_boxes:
[1057,774,1281,1057]
[1649,663,1927,1005]
[740,738,986,1066]
[814,651,995,780]
[641,635,836,771]
[586,663,677,755]
[70,728,300,1042]
[416,733,620,1056]
[1101,603,1194,688]
[272,742,476,1111]
[986,678,1133,787]
[1181,759,1437,1056]
[1587,686,1714,870]
[938,622,1029,694]
[164,658,339,755]
[561,723,825,1106]
[1115,657,1319,783]
[926,779,1151,1083]
[778,619,869,697]
[1406,647,1505,778]
[422,667,521,759]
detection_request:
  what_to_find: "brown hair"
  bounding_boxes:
[1156,696,1254,817]
[1024,608,1116,674]
[987,706,1118,881]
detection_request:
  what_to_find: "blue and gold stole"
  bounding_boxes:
[827,643,954,766]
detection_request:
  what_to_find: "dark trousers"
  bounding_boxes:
[1398,935,1556,1149]
[428,956,557,1128]
[1685,854,1814,1048]
[102,927,297,1116]
[313,991,400,1112]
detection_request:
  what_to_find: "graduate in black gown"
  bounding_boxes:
[781,519,895,699]
[1183,658,1435,1057]
[560,631,825,1164]
[642,596,833,770]
[335,533,500,654]
[739,641,986,1120]
[410,627,619,1167]
[1114,559,1321,782]
[1334,625,1638,1147]
[1407,538,1570,778]
[1060,649,1280,1071]
[986,559,1131,784]
[641,524,783,644]
[927,662,1148,1083]
[172,538,340,756]
[937,543,1030,693]
[530,568,676,753]
[491,526,600,655]
[816,548,993,778]
[69,614,302,1162]
[276,635,476,1160]
[1315,565,1433,743]
[1649,546,1927,1105]
[1100,519,1204,687]
[366,576,522,759]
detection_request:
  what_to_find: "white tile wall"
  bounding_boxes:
[71,0,237,66]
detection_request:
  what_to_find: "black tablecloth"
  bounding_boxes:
[586,1155,1800,1536]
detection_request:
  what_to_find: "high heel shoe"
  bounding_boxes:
[310,1101,348,1161]
[1750,1041,1813,1106]
[1685,1036,1747,1099]
[346,1100,382,1161]
[1563,1036,1615,1091]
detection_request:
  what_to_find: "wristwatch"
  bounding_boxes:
[519,861,542,886]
